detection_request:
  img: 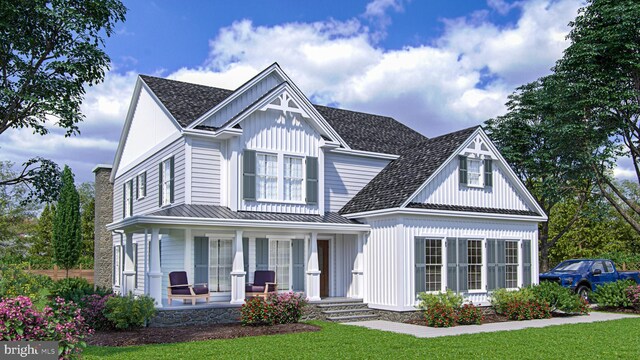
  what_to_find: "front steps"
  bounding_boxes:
[314,299,378,322]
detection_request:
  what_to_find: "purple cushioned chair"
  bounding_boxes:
[167,271,210,305]
[245,270,277,299]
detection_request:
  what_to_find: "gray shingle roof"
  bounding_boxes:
[138,75,426,154]
[149,204,360,224]
[339,126,480,215]
[406,203,540,216]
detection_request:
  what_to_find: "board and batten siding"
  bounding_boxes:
[411,159,531,211]
[190,138,222,205]
[201,73,282,129]
[240,110,322,214]
[324,153,390,213]
[331,234,358,297]
[113,138,186,220]
[362,215,538,310]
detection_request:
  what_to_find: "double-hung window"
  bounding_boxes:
[256,153,278,200]
[124,180,133,218]
[136,172,146,199]
[424,239,442,291]
[467,239,483,291]
[505,241,519,288]
[160,157,173,206]
[467,159,482,186]
[284,156,303,202]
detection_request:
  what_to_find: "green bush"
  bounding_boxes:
[424,303,458,327]
[104,294,157,329]
[490,288,534,315]
[50,277,111,303]
[0,265,53,308]
[591,280,635,308]
[417,290,463,311]
[530,281,589,314]
[457,303,483,325]
[504,300,552,320]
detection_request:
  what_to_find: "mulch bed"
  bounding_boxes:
[87,323,321,347]
[405,312,509,327]
[594,306,640,315]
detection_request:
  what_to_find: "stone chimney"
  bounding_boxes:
[93,165,113,289]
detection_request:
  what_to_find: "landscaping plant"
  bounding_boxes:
[457,303,483,325]
[424,303,458,327]
[417,290,463,311]
[530,281,589,314]
[51,277,111,304]
[626,285,640,310]
[0,265,53,308]
[591,280,635,308]
[504,300,552,321]
[80,293,115,331]
[241,297,275,326]
[267,292,308,324]
[489,288,534,315]
[103,294,157,329]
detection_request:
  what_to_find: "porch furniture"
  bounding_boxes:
[167,271,210,305]
[245,270,277,299]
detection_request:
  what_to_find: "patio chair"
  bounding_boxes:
[245,270,277,299]
[167,271,210,305]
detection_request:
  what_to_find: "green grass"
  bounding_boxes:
[85,318,640,359]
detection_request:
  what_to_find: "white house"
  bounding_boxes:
[95,63,546,312]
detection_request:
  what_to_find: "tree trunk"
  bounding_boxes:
[539,222,550,272]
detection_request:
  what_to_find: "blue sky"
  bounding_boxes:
[3,0,594,183]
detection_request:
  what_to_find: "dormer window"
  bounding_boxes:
[467,158,483,187]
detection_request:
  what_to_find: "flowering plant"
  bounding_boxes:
[424,303,457,327]
[79,293,115,330]
[626,285,640,310]
[240,292,308,326]
[457,303,483,325]
[504,299,551,321]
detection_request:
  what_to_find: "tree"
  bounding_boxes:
[554,0,640,234]
[29,203,56,268]
[78,182,95,267]
[53,165,81,277]
[0,0,126,202]
[485,75,596,270]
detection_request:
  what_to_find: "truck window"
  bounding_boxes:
[603,261,614,273]
[592,261,605,273]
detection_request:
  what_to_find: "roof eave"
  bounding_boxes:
[343,207,547,222]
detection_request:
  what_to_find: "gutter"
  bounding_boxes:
[343,207,548,222]
[112,230,125,292]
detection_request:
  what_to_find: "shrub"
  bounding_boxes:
[417,290,463,311]
[79,293,115,330]
[591,280,635,308]
[0,296,92,359]
[504,300,551,321]
[490,288,534,315]
[241,297,275,326]
[626,285,640,310]
[425,303,457,327]
[51,277,98,303]
[0,265,53,308]
[457,303,483,325]
[267,292,308,324]
[103,294,157,329]
[530,281,589,314]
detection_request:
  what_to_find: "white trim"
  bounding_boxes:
[182,128,243,139]
[268,238,293,291]
[184,137,192,204]
[135,171,147,200]
[114,133,183,181]
[92,164,112,173]
[328,147,399,160]
[344,207,546,222]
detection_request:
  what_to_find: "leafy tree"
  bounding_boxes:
[53,166,81,277]
[78,182,95,267]
[554,0,640,234]
[28,203,56,268]
[485,75,595,270]
[0,0,126,202]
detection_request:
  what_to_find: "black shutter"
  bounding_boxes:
[136,176,139,200]
[169,156,175,203]
[128,180,133,216]
[194,237,208,285]
[522,240,532,287]
[484,159,493,187]
[122,183,126,219]
[459,156,468,184]
[243,150,256,201]
[458,239,468,292]
[158,163,163,207]
[306,157,318,205]
[487,239,497,291]
[497,240,506,288]
[292,239,305,291]
[242,237,249,275]
[142,172,147,197]
[415,238,426,296]
[255,238,269,271]
[133,243,138,289]
[446,238,458,292]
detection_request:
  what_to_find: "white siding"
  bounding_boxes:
[362,215,538,310]
[133,233,147,294]
[412,159,532,211]
[117,87,181,177]
[191,139,222,205]
[113,138,186,220]
[201,73,282,128]
[332,234,358,297]
[160,229,185,300]
[240,109,322,214]
[324,153,390,213]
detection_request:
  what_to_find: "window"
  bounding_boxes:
[505,241,518,288]
[136,172,146,199]
[256,153,278,200]
[603,261,614,273]
[592,261,605,274]
[467,240,483,291]
[161,158,173,206]
[467,159,482,187]
[113,245,121,287]
[124,180,133,217]
[284,156,303,201]
[269,240,291,291]
[209,238,232,292]
[424,239,442,292]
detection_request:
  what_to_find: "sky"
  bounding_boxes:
[2,0,599,184]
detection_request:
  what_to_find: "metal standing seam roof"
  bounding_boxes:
[148,204,361,224]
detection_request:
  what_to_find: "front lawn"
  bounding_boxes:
[86,318,640,359]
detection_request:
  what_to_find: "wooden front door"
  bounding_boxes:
[318,240,329,297]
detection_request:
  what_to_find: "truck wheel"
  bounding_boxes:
[576,285,590,302]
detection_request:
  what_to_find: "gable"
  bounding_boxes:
[115,85,181,178]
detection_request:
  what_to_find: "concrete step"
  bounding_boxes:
[316,302,367,308]
[322,308,374,315]
[327,314,379,322]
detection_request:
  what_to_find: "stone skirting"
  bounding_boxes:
[149,306,241,327]
[374,308,423,322]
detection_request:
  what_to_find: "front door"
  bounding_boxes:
[318,240,329,297]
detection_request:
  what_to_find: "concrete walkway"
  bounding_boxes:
[345,312,638,338]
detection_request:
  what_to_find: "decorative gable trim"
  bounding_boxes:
[400,127,547,220]
[259,90,309,118]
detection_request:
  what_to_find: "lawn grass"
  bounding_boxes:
[85,318,640,359]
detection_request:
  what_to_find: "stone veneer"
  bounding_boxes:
[149,306,241,327]
[93,166,114,289]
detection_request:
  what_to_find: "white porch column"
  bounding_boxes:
[148,228,163,308]
[306,232,321,301]
[351,233,365,299]
[122,233,136,295]
[230,229,246,304]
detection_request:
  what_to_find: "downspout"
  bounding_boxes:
[112,230,125,295]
